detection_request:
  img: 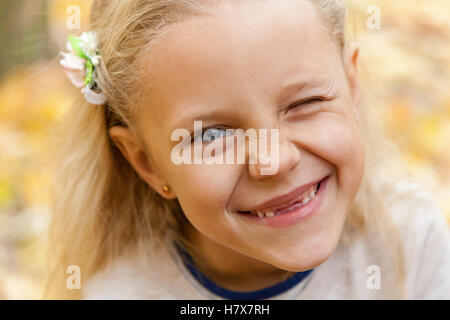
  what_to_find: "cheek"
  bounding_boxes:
[156,139,238,212]
[313,118,363,167]
[296,115,365,196]
[320,119,364,199]
[168,164,238,221]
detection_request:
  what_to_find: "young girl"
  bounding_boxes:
[45,0,450,299]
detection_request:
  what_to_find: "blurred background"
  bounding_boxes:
[0,0,449,299]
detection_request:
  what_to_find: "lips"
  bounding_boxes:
[237,176,328,217]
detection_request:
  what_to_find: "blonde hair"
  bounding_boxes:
[44,0,405,299]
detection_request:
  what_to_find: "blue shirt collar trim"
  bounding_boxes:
[176,244,313,300]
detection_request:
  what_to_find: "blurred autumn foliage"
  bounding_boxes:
[0,0,449,299]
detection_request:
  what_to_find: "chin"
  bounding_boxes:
[270,237,339,272]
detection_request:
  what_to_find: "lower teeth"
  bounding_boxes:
[244,181,322,218]
[273,182,320,216]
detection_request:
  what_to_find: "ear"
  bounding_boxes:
[343,41,361,122]
[108,126,176,199]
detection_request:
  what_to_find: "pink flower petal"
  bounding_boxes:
[82,87,107,105]
[59,52,85,70]
[63,68,85,88]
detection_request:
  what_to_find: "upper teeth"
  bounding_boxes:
[250,182,319,218]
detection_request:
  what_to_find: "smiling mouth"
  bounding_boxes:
[237,177,326,218]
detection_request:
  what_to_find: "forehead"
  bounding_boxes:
[138,0,339,128]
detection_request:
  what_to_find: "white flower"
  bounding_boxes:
[79,31,100,61]
[60,31,106,105]
[90,54,100,66]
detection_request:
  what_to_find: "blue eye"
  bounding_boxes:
[193,127,232,143]
[203,128,230,142]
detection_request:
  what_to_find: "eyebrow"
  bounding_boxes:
[280,80,309,95]
[278,77,331,100]
[171,108,236,132]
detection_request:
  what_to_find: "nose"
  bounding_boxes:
[247,131,301,181]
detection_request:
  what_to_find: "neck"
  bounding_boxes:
[181,223,295,292]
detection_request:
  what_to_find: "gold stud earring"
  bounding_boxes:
[162,186,170,193]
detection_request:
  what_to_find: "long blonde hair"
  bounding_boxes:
[44,0,405,299]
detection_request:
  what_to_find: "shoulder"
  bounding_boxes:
[384,178,449,249]
[82,253,151,299]
[383,177,450,299]
[82,242,190,299]
[384,178,447,224]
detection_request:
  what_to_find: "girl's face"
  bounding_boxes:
[121,0,364,274]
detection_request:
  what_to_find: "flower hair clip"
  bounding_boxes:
[60,31,107,105]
